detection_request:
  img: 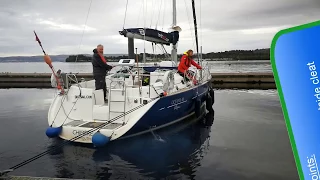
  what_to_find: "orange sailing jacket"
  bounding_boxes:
[178,54,202,73]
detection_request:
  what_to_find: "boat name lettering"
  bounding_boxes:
[75,95,92,99]
[72,130,94,136]
[171,97,185,105]
[158,33,169,42]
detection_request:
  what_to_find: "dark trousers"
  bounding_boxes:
[178,71,190,82]
[94,75,106,99]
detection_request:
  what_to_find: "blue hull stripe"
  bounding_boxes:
[124,82,210,136]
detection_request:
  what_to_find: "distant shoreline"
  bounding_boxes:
[65,48,270,62]
[0,48,271,63]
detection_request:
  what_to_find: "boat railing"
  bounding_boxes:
[199,65,211,83]
[192,70,199,85]
[109,72,163,98]
[182,69,198,85]
[63,69,179,97]
[61,73,81,92]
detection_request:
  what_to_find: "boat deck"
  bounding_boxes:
[64,120,123,130]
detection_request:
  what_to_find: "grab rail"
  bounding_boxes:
[108,79,127,123]
[62,73,80,91]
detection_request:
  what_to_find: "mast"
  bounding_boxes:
[171,0,178,65]
[191,0,200,64]
[143,0,146,64]
[200,46,202,61]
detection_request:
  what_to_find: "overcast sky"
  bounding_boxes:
[0,0,319,56]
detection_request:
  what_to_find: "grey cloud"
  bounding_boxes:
[201,0,320,31]
[0,0,319,56]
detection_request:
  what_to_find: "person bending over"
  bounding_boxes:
[177,49,202,84]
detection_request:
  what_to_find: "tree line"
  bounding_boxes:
[65,48,270,62]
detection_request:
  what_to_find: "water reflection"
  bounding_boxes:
[47,111,215,179]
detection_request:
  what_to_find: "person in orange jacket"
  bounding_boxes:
[177,49,202,84]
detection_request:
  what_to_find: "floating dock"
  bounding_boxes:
[0,72,275,89]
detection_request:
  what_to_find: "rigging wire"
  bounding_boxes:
[149,0,156,28]
[160,1,167,54]
[143,0,146,64]
[184,0,196,51]
[200,0,203,49]
[136,0,144,27]
[144,0,148,28]
[158,44,170,59]
[155,0,163,29]
[191,0,200,63]
[122,0,129,29]
[199,0,203,63]
[75,0,93,62]
[151,0,163,59]
[161,0,167,31]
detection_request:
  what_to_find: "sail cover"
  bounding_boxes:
[119,28,179,46]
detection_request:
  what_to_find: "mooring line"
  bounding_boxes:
[0,96,160,176]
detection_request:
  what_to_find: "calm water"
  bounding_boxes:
[0,89,298,179]
[0,60,271,73]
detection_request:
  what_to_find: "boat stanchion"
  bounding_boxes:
[92,131,110,147]
[45,126,62,138]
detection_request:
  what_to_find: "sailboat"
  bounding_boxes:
[45,0,215,147]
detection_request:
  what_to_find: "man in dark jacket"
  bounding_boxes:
[92,44,113,101]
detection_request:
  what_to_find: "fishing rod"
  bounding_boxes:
[33,30,64,94]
